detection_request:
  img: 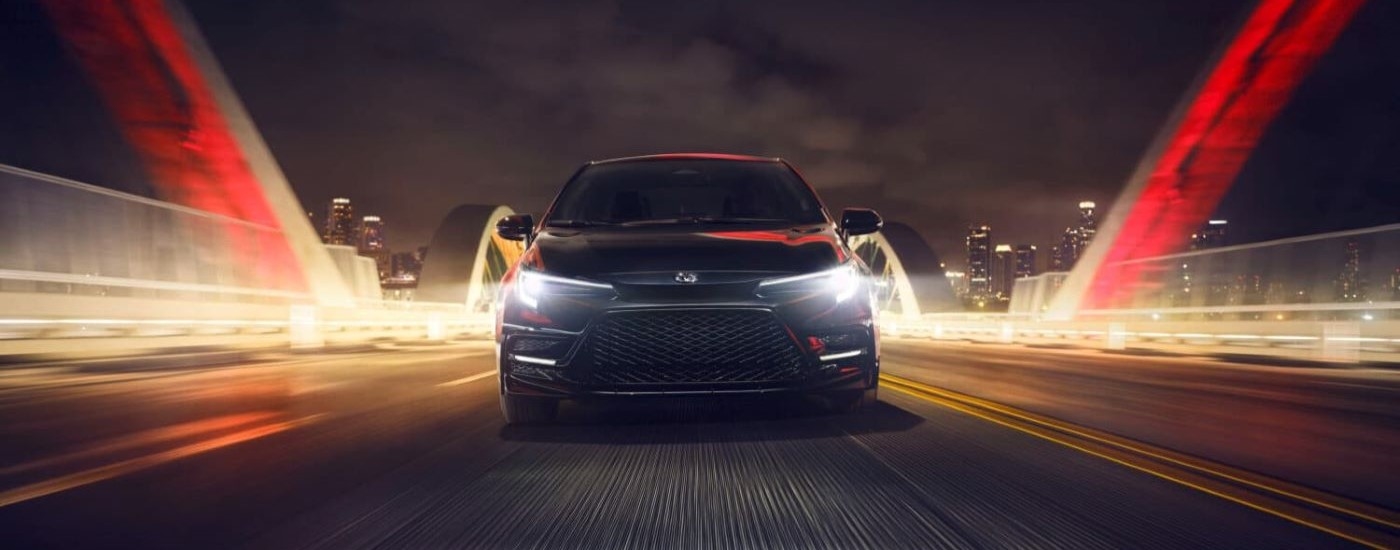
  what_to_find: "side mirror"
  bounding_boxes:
[840,208,882,237]
[495,214,535,242]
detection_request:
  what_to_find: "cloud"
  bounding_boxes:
[188,0,1245,262]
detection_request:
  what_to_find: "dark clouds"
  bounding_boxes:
[4,0,1255,265]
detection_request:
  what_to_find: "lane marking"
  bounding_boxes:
[880,374,1399,549]
[437,370,496,387]
[883,374,1400,529]
[0,414,323,509]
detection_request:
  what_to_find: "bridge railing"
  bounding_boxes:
[881,225,1400,364]
[0,164,302,300]
[0,282,492,359]
[886,306,1400,364]
[1011,224,1400,320]
[0,165,490,361]
[891,223,1400,364]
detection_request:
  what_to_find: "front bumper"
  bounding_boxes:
[498,306,878,398]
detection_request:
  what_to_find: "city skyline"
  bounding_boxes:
[961,199,1099,304]
[956,196,1399,314]
[952,197,1337,306]
[317,196,428,287]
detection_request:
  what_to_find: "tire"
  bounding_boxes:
[827,387,878,413]
[501,393,559,425]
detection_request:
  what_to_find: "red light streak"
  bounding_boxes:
[1083,0,1364,310]
[41,0,307,292]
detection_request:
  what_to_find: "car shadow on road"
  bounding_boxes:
[497,394,924,445]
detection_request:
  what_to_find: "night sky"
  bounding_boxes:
[2,0,1396,268]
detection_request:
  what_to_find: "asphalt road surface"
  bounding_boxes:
[0,340,1395,548]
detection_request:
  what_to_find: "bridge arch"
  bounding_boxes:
[849,221,958,319]
[417,205,524,311]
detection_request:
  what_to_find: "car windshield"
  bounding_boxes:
[546,159,828,227]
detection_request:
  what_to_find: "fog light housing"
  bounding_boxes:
[505,334,572,367]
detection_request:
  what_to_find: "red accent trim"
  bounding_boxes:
[593,153,779,164]
[519,309,553,325]
[702,229,849,263]
[42,0,308,292]
[1083,0,1364,310]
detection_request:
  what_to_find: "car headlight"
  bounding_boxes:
[515,269,614,309]
[757,263,863,303]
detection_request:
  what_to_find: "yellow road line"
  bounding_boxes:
[884,374,1399,529]
[881,374,1398,550]
[437,370,496,387]
[0,414,323,509]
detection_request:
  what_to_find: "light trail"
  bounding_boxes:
[0,414,323,509]
[0,412,281,477]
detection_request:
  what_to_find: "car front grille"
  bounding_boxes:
[588,309,807,385]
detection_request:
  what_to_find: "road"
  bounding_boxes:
[0,340,1395,548]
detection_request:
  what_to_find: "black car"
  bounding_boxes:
[493,153,882,424]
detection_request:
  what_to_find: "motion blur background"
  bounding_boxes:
[0,1,1396,548]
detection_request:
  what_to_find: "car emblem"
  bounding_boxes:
[674,271,699,284]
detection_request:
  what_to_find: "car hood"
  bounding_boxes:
[528,225,848,282]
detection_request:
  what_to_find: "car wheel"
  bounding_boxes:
[501,393,559,425]
[828,387,877,413]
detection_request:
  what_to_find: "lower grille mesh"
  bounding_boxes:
[589,309,807,385]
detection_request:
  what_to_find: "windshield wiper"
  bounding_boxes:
[694,217,792,224]
[618,217,701,226]
[546,219,617,228]
[619,216,792,226]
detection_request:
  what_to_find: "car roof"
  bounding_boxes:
[589,153,782,165]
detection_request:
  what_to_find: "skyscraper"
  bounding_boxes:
[992,244,1016,298]
[1057,226,1079,269]
[1053,200,1099,270]
[1191,219,1228,250]
[358,215,389,280]
[966,225,992,299]
[1073,201,1097,265]
[1015,244,1038,279]
[1077,201,1097,240]
[322,198,355,245]
[1049,244,1066,272]
[1336,238,1365,302]
[358,216,385,253]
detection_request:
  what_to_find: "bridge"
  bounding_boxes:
[1,1,1396,548]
